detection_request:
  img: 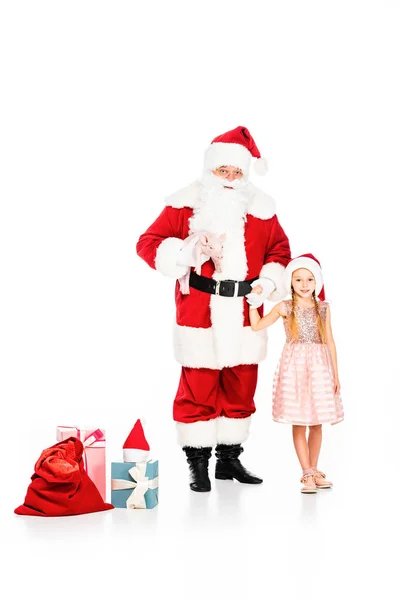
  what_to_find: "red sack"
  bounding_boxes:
[15,437,114,517]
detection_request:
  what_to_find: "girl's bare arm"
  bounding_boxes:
[325,305,340,388]
[249,301,285,331]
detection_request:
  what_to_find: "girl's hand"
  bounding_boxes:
[252,284,263,295]
[334,378,341,395]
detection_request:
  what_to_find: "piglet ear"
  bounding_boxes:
[219,232,226,243]
[199,233,208,244]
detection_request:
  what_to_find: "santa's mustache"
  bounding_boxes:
[200,170,249,191]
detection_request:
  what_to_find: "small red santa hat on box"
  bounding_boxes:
[123,419,150,462]
[284,253,326,301]
[204,126,268,177]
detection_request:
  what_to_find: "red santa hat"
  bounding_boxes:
[14,438,113,517]
[123,419,150,462]
[204,126,268,177]
[284,253,326,301]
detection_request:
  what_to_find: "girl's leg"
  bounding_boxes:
[308,424,322,470]
[293,425,317,492]
[292,425,310,470]
[308,424,333,487]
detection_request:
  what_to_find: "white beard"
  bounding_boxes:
[189,171,250,280]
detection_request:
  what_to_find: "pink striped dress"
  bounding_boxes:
[272,300,344,426]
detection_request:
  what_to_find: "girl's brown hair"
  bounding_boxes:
[288,288,327,343]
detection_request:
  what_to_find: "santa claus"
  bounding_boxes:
[137,126,291,492]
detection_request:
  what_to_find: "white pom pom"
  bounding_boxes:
[253,157,268,175]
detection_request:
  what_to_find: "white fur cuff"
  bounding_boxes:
[259,262,287,301]
[176,419,217,448]
[155,237,189,279]
[216,416,251,444]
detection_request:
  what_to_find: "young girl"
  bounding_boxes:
[249,254,344,494]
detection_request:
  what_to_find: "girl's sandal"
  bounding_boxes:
[313,470,333,489]
[300,473,317,494]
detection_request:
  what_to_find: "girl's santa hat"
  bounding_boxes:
[204,126,268,177]
[284,253,326,301]
[123,419,150,462]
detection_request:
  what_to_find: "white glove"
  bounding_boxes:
[246,278,276,308]
[177,235,209,268]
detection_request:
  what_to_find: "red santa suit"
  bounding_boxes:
[137,127,291,449]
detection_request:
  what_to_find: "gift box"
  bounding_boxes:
[56,426,106,501]
[111,460,159,509]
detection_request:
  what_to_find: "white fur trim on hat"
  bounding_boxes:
[253,157,268,175]
[123,448,150,462]
[204,142,251,175]
[284,257,323,296]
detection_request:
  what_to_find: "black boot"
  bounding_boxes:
[183,446,212,492]
[215,444,263,484]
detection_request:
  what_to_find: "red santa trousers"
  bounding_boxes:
[173,364,258,447]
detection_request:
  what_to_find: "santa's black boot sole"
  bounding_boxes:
[215,444,263,484]
[183,446,212,492]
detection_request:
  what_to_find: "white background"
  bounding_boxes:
[1,1,399,598]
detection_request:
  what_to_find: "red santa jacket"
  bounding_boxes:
[137,181,291,369]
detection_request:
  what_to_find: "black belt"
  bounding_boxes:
[189,271,257,297]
